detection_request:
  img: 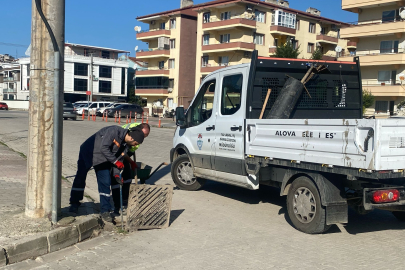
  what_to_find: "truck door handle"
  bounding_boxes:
[230,126,242,131]
[206,125,215,131]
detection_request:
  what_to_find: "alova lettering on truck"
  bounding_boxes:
[275,131,296,137]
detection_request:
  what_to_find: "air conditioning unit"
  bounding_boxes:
[168,88,173,93]
[246,4,253,11]
[150,20,156,25]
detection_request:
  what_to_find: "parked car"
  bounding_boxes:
[97,103,128,116]
[107,104,144,118]
[63,102,76,120]
[0,102,8,110]
[84,102,111,115]
[75,104,89,115]
[73,101,89,108]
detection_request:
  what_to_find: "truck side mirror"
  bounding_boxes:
[175,107,186,127]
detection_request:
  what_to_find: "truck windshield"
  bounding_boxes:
[188,79,216,127]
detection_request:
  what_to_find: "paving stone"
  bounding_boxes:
[5,235,48,264]
[47,226,79,253]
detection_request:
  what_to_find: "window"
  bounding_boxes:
[121,68,125,95]
[203,12,211,23]
[274,10,296,29]
[99,66,112,78]
[74,63,88,76]
[254,33,264,45]
[158,61,165,69]
[220,34,230,43]
[375,101,388,112]
[74,78,87,92]
[160,22,166,30]
[255,10,265,23]
[169,79,174,89]
[188,79,216,126]
[380,40,399,53]
[307,43,314,53]
[382,10,396,23]
[274,38,278,47]
[99,80,112,93]
[170,39,176,49]
[309,23,315,33]
[221,12,231,20]
[101,51,110,59]
[202,56,209,67]
[320,27,327,35]
[219,56,229,66]
[292,39,299,50]
[203,34,210,45]
[169,59,175,69]
[170,18,176,29]
[378,70,391,82]
[296,20,300,30]
[221,74,243,115]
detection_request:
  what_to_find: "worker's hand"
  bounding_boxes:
[129,160,137,170]
[114,175,123,185]
[114,160,124,169]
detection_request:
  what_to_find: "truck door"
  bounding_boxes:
[214,68,246,181]
[185,74,218,175]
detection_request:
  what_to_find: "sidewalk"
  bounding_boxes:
[0,142,97,248]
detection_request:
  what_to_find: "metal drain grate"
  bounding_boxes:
[126,184,173,231]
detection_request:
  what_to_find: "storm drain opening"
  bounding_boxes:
[126,184,173,231]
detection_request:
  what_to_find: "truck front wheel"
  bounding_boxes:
[171,154,206,191]
[287,176,331,234]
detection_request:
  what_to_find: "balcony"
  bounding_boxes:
[270,25,296,36]
[136,49,170,59]
[135,89,170,96]
[316,34,338,45]
[202,42,255,53]
[203,17,256,31]
[338,49,405,66]
[269,47,277,55]
[342,0,403,12]
[347,41,357,49]
[2,88,17,94]
[3,77,19,82]
[341,20,405,39]
[201,65,228,74]
[362,81,405,97]
[136,29,171,41]
[136,68,170,77]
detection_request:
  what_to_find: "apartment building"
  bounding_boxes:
[19,43,130,103]
[339,0,405,116]
[135,1,197,110]
[0,63,21,101]
[136,0,355,109]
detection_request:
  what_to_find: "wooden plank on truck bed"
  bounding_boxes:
[126,184,173,231]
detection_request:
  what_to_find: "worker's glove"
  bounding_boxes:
[114,160,124,169]
[129,160,138,170]
[114,175,123,186]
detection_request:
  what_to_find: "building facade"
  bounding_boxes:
[136,0,355,109]
[339,0,405,116]
[19,43,130,103]
[0,63,21,101]
[136,4,197,110]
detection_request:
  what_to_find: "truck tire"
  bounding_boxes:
[287,176,331,234]
[392,211,405,221]
[171,154,206,191]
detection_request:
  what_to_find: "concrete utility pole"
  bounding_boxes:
[90,53,93,102]
[27,0,65,220]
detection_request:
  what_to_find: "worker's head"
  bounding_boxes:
[125,129,144,146]
[138,123,150,138]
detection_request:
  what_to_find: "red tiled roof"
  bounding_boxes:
[136,5,197,20]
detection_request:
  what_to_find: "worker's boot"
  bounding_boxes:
[68,203,80,214]
[100,212,113,223]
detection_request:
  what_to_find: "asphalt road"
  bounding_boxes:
[1,110,405,270]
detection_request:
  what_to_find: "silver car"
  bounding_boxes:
[63,102,77,120]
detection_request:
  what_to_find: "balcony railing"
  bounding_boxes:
[64,54,125,63]
[137,27,171,33]
[340,47,404,57]
[136,28,171,40]
[203,13,255,23]
[136,48,171,58]
[316,34,339,44]
[345,15,402,26]
[270,24,296,35]
[202,42,255,52]
[136,68,170,76]
[3,88,17,93]
[3,77,19,82]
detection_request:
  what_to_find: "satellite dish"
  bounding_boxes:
[400,8,405,20]
[135,46,138,51]
[134,26,142,32]
[335,46,342,53]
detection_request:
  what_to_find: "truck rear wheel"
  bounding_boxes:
[287,176,331,234]
[171,154,206,191]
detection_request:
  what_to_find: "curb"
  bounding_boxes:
[0,216,101,266]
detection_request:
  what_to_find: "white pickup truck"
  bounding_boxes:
[170,51,405,234]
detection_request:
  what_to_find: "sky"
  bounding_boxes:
[0,0,357,58]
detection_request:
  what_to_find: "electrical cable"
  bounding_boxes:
[34,0,59,52]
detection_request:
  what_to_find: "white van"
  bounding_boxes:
[76,102,111,115]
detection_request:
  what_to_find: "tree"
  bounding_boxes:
[127,86,143,106]
[311,47,323,60]
[274,41,300,59]
[362,89,375,114]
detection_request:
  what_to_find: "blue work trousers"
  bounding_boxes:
[70,153,91,205]
[94,163,113,213]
